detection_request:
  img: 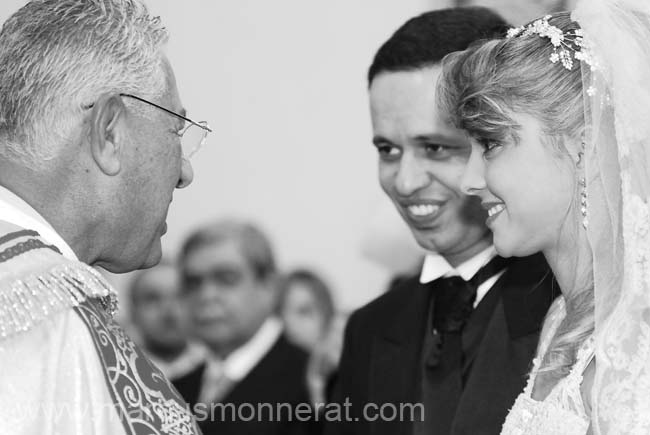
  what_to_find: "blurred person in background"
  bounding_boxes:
[173,220,311,435]
[129,260,206,381]
[326,7,558,435]
[278,269,336,353]
[277,269,342,407]
[0,0,207,433]
[304,310,348,411]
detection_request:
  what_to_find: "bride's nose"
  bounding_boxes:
[460,145,487,196]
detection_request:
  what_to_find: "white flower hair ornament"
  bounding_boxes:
[506,15,598,74]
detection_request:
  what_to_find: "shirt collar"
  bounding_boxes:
[419,245,497,284]
[208,317,283,382]
[0,185,78,261]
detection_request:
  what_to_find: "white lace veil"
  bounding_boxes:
[572,0,650,433]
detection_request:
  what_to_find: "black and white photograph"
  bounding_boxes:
[0,1,648,435]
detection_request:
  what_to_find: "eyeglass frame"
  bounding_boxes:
[119,93,212,159]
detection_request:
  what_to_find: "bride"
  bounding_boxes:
[438,0,650,434]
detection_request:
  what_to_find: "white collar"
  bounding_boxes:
[0,185,78,261]
[208,317,283,382]
[419,245,497,284]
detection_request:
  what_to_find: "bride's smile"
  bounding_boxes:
[460,113,577,259]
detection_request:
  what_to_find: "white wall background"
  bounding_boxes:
[460,0,579,24]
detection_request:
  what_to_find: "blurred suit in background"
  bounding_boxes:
[173,220,311,435]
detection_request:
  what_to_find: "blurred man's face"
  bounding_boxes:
[369,67,489,261]
[131,264,188,356]
[182,239,275,356]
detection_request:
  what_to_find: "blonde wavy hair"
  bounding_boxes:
[437,12,594,384]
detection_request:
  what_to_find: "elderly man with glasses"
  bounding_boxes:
[0,1,210,434]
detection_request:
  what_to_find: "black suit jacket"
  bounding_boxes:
[174,334,312,435]
[325,253,557,435]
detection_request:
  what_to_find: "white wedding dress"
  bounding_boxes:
[486,0,650,432]
[501,299,594,435]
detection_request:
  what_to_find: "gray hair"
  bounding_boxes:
[180,220,278,283]
[0,0,169,167]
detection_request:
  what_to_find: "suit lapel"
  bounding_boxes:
[452,253,557,435]
[462,253,557,374]
[461,281,502,376]
[369,280,430,435]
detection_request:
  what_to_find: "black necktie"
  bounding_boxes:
[426,255,512,368]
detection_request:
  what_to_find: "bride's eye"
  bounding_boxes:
[481,140,503,158]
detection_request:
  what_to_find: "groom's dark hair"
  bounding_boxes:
[368,7,509,86]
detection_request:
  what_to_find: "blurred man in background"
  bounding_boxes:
[174,220,310,435]
[130,261,206,381]
[327,8,557,435]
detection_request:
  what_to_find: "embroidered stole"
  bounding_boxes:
[0,222,201,435]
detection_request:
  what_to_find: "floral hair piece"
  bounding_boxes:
[506,15,598,72]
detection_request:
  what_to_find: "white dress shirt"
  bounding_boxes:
[419,245,506,308]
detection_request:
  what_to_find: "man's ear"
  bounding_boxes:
[89,94,127,176]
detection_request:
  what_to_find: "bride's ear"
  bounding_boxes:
[566,134,586,170]
[576,142,585,169]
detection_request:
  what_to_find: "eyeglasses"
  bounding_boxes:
[120,93,212,159]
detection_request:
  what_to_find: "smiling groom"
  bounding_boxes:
[326,8,558,435]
